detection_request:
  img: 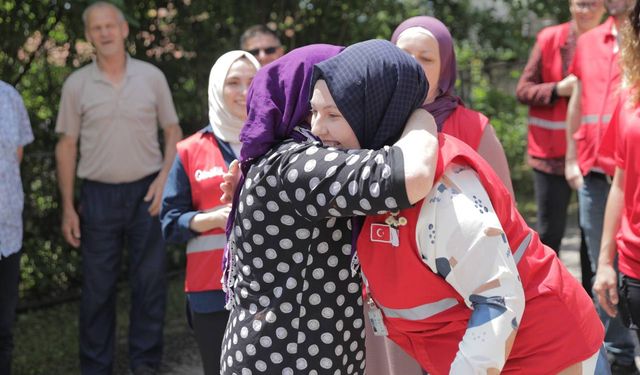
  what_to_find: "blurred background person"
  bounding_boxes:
[0,80,34,375]
[240,24,284,66]
[391,16,513,197]
[565,0,638,372]
[517,0,606,297]
[54,2,182,374]
[161,50,259,375]
[595,0,640,360]
[516,0,604,253]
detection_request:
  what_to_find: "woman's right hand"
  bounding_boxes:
[189,205,232,233]
[564,159,584,190]
[593,263,619,318]
[220,160,241,204]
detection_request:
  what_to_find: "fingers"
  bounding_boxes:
[221,160,241,203]
[62,213,81,248]
[608,286,619,306]
[63,228,81,248]
[601,292,618,318]
[229,159,239,173]
[148,192,161,216]
[567,175,583,190]
[220,182,234,204]
[594,278,619,318]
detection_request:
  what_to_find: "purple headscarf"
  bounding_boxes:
[224,44,343,261]
[238,44,345,171]
[391,16,462,130]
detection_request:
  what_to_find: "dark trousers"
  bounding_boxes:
[0,252,20,375]
[620,274,640,343]
[532,169,572,253]
[191,309,229,375]
[79,175,166,375]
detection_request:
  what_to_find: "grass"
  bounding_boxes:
[12,272,197,375]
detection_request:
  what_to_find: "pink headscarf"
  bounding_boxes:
[391,16,462,130]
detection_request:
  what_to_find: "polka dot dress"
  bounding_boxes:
[221,139,409,374]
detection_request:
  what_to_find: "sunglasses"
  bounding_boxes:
[573,1,599,10]
[247,46,280,56]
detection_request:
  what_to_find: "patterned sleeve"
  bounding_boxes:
[12,89,33,146]
[416,164,525,373]
[251,140,410,221]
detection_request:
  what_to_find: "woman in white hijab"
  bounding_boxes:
[160,51,259,375]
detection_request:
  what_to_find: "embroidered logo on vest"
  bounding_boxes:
[195,167,224,182]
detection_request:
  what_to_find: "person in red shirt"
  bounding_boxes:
[565,1,639,371]
[391,16,513,197]
[595,0,640,353]
[517,0,605,255]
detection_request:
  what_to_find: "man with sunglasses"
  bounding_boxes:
[240,24,284,66]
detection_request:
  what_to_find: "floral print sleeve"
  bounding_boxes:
[416,163,526,373]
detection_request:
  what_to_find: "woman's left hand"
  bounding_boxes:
[220,160,241,203]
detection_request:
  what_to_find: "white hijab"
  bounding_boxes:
[208,50,260,145]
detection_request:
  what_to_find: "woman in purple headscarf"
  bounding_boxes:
[220,42,438,374]
[391,16,514,196]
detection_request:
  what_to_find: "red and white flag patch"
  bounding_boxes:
[370,224,392,243]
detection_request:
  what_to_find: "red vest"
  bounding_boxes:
[441,105,487,151]
[527,23,571,159]
[571,17,620,175]
[177,131,228,292]
[357,134,603,374]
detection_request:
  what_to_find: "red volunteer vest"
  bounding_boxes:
[527,23,571,159]
[441,105,487,151]
[572,17,620,175]
[177,131,228,292]
[358,134,603,374]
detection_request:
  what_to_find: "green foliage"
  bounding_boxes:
[2,0,565,304]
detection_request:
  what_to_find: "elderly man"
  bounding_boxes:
[240,24,285,65]
[54,2,182,374]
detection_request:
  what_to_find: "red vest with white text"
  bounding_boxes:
[527,22,571,159]
[357,134,603,374]
[571,17,620,175]
[441,105,487,151]
[177,132,228,292]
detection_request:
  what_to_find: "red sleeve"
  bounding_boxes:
[615,102,626,170]
[600,96,623,169]
[515,43,557,106]
[569,38,582,79]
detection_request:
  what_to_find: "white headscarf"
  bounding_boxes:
[208,50,260,145]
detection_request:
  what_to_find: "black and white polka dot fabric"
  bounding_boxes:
[221,138,410,374]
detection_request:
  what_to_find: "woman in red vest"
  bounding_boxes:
[595,0,640,346]
[391,16,513,196]
[362,16,516,375]
[516,0,605,256]
[160,51,259,375]
[309,41,607,374]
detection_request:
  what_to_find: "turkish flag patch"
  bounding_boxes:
[370,224,392,243]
